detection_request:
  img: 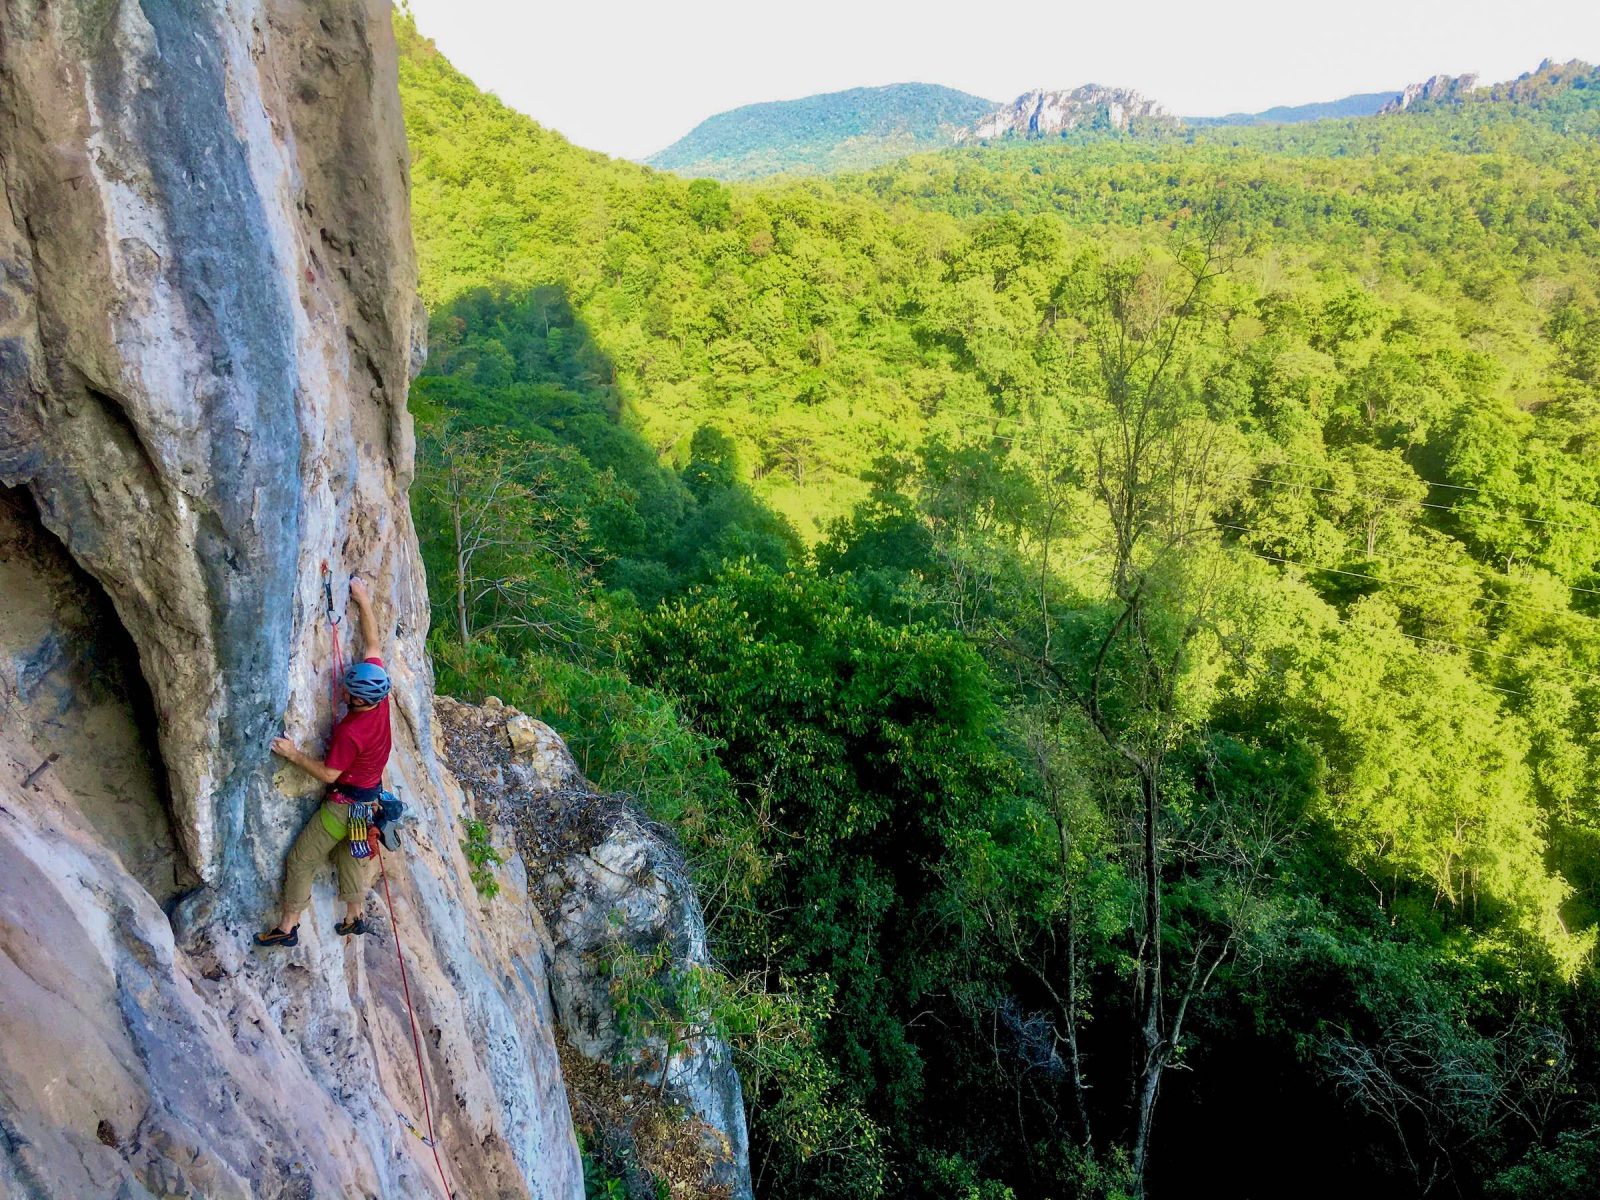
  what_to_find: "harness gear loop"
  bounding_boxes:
[347,799,376,858]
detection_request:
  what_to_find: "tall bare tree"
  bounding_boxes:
[994,212,1287,1195]
[417,423,600,651]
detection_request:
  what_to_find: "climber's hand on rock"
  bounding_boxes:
[348,577,371,607]
[270,736,297,760]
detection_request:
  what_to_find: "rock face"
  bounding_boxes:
[436,697,755,1200]
[1379,72,1480,113]
[0,484,191,906]
[966,85,1175,139]
[0,3,580,1197]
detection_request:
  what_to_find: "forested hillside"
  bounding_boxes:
[647,83,997,179]
[1187,89,1397,125]
[398,14,1600,1198]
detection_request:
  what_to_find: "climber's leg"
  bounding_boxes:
[334,845,379,935]
[256,803,342,944]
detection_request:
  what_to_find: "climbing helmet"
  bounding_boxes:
[343,660,391,704]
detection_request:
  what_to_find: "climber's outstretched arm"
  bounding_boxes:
[270,737,342,784]
[349,576,383,661]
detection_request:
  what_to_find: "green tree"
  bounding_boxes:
[415,423,604,652]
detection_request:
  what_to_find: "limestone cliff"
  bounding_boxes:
[1379,61,1600,114]
[0,2,583,1196]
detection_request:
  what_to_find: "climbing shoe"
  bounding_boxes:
[335,916,370,937]
[253,925,299,948]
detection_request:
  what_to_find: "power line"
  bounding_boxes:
[1388,633,1523,700]
[915,413,1600,622]
[918,411,1600,602]
[1226,472,1593,532]
[921,406,1600,533]
[908,412,1593,620]
[1228,547,1600,693]
[1239,545,1600,628]
[911,408,1600,679]
[1255,453,1600,518]
[1392,629,1597,689]
[1215,519,1600,602]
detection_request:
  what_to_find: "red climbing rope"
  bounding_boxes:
[377,844,454,1200]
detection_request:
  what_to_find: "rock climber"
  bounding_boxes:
[255,576,392,948]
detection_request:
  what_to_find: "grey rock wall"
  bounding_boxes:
[966,84,1175,139]
[436,697,755,1200]
[0,2,581,1197]
[1378,72,1481,113]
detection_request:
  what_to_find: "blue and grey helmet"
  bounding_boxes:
[343,661,391,704]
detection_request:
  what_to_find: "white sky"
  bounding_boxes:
[403,0,1600,161]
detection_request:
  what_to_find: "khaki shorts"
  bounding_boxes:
[283,801,378,909]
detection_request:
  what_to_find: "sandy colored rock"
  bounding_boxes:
[506,712,541,753]
[504,711,583,785]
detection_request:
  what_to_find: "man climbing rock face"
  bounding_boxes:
[256,576,393,948]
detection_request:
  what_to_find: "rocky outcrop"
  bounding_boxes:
[965,85,1175,139]
[1379,72,1480,113]
[1484,59,1599,104]
[0,3,580,1197]
[436,697,755,1200]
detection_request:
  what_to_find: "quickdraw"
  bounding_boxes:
[347,799,377,859]
[396,1109,437,1149]
[322,562,344,721]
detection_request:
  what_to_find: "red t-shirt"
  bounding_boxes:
[325,656,392,791]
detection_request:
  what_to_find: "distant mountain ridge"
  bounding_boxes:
[645,83,996,180]
[648,84,1394,178]
[1188,91,1397,125]
[647,61,1600,180]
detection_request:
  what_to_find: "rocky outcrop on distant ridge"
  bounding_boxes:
[964,85,1176,139]
[1379,72,1480,113]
